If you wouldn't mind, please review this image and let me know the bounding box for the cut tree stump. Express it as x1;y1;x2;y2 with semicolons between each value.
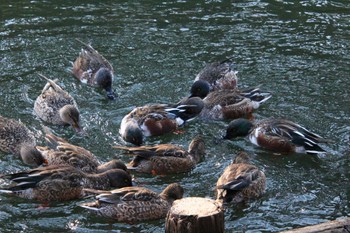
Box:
280;217;350;233
165;197;224;233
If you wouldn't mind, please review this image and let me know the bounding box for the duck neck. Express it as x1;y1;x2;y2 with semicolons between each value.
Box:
159;192;175;204
188;137;205;164
189;151;204;164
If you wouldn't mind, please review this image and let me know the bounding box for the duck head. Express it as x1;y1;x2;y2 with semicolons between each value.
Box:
120;120;143;146
190;80;210;99
59;105;83;134
223;118;254;140
95;68;116;100
97;159;127;173
160;183;184;204
20;145;48;167
106;169;132;188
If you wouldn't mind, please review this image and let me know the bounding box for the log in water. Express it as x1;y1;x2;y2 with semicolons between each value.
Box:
280;217;350;233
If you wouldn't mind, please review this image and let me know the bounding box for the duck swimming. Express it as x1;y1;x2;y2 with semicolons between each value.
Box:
113;136;205;175
79;183;184;223
224;118;328;155
216;151;266;203
72;39;116;100
34;74;83;134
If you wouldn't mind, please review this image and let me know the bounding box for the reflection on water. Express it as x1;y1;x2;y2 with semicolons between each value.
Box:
0;0;349;232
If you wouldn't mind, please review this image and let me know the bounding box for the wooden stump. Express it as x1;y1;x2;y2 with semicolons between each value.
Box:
165;197;224;233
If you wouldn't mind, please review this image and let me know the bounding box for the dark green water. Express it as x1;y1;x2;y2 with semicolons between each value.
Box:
0;0;349;232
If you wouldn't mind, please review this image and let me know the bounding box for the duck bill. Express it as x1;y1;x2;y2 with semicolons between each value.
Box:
42;159;49;166
72;122;85;135
106;88;116;100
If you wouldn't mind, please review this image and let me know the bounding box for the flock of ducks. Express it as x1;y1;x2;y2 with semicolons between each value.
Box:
0;39;328;224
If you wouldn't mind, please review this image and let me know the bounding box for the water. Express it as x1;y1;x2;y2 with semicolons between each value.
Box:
0;0;349;232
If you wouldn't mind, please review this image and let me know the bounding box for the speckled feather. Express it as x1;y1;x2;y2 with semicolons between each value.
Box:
36;133;127;173
71;39;114;85
0;165;132;202
195;59;238;91
200;90;255;120
0;116;36;156
113;136;205;175
120;105;184;145
34;75;79;126
80;183;184;223
0;116;46;166
250;118;327;154
216;152;266;203
120;98;204;145
190;81;272;120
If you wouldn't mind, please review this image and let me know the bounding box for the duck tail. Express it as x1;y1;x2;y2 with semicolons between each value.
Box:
305;148;327;155
45;133;68;150
75;38;114;70
302;142;327;155
37;73;58;85
220;56;235;64
75;38;95;53
217;179;250;191
0;189;13;194
303;141;327;155
83;188;109;195
8;181;38;191
41;125;52;135
291;131;327;155
112;145;131;151
37;73;62;93
126;165;138;171
295;124;330;144
240;86;272;107
79;202;100;211
169;97;204;122
219;57;238;75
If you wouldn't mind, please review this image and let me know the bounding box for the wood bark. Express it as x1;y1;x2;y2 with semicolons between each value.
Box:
280;217;350;233
165;197;224;233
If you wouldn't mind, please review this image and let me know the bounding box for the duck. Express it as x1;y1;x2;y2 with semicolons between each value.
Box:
195;58;238;91
113;136;205;175
190;80;272;120
71;39;116;100
169;96;204;122
34;74;83;134
216;151;266;203
35;133;127;173
0;164;132;202
79;183;184;223
223;118;328;155
119;97;204;146
0;115;46;166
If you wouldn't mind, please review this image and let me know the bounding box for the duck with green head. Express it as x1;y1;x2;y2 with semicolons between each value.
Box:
223;118;328;155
